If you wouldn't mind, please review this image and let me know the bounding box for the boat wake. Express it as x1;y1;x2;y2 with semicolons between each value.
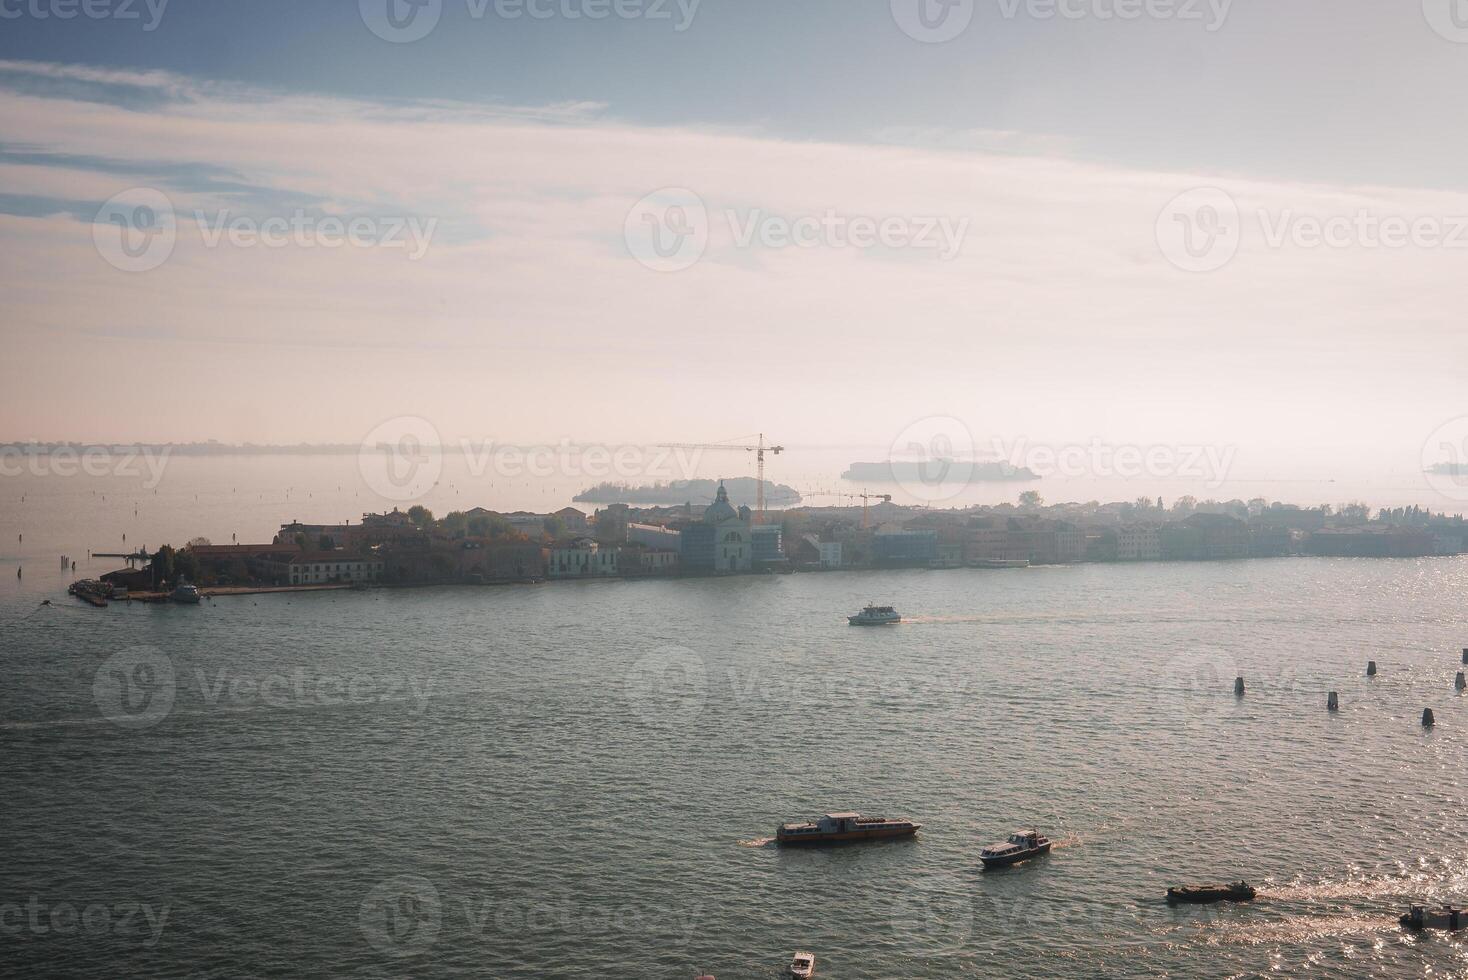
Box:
1196;912;1399;947
1258;863;1466;903
738;836;777;848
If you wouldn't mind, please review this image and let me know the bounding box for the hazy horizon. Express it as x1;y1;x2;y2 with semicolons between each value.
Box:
3;2;1466;483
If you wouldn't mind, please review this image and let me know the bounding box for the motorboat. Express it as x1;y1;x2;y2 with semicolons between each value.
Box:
848;605;900;626
171;582;202;604
1400;904;1464;931
1166;881;1256;904
980;829;1052;868
788;951;815;978
776;812;921;845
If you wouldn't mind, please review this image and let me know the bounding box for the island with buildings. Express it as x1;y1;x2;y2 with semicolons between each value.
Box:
574;477;801;507
86;483;1468;601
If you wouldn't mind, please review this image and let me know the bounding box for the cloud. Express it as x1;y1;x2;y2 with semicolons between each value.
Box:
0;58;1464;452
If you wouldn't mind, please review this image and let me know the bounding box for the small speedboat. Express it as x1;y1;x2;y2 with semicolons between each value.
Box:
980;829;1052;868
848;605;900;626
1400;904;1464;931
1166;881;1256;905
788;951;815;978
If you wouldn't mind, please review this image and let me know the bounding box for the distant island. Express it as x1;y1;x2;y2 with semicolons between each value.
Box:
575;478;801;507
842;460;1040;483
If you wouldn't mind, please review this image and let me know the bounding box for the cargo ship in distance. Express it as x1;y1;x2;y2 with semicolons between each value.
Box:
776;812;922;845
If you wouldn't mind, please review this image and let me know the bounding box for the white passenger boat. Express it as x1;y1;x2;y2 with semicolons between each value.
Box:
171;582;202;604
848;605;900;625
788;951;815;978
980;829;1052;868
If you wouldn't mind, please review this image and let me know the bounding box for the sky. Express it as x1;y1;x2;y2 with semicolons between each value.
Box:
1;0;1466;477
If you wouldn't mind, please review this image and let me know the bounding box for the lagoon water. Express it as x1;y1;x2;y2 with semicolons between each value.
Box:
2;463;1468;977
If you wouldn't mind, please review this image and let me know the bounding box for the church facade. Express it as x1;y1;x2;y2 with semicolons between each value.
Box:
680;482;752;573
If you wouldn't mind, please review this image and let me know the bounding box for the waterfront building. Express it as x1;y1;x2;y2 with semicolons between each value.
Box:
267;553;385;586
628;522;682;551
751;525;784;566
1160;514;1250;560
873;528;938;566
554;507;590;534
1116;524;1162;561
549;538;618;578
679;482;751;573
618;544;679;575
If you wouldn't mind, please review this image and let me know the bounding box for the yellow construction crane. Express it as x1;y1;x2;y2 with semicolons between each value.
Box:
792;488;892;528
657;434;784;522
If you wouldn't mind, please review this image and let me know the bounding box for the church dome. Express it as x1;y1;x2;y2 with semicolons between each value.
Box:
703;481;739;524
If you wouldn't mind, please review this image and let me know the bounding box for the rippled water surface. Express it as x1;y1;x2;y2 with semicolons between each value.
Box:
3;482;1467;977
